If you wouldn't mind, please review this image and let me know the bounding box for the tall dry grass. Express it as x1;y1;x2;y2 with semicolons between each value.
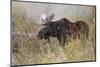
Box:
11;12;96;66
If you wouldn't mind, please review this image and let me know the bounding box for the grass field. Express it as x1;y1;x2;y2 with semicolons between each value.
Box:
11;3;96;65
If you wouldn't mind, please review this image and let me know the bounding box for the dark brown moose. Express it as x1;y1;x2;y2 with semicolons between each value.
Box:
37;13;89;46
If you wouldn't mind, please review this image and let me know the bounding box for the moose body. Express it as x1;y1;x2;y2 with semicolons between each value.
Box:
37;14;89;46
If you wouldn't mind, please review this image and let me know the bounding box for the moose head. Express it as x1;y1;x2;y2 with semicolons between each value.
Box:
37;13;56;40
37;13;66;46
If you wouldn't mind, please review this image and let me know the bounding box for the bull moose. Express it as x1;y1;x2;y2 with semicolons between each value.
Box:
37;13;89;46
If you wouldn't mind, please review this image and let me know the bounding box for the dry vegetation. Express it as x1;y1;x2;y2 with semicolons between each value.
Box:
11;9;96;66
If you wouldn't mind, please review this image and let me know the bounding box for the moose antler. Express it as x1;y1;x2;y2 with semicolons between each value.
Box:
41;13;55;24
47;13;55;22
41;13;48;24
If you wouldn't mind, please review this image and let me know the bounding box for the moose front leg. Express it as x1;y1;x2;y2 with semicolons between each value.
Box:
44;36;50;43
57;35;65;46
57;27;66;46
46;38;50;43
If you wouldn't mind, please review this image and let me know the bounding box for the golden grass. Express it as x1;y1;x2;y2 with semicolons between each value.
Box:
11;12;96;65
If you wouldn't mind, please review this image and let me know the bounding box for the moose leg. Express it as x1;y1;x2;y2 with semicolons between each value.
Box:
57;35;65;46
46;38;50;43
45;37;50;43
57;28;66;46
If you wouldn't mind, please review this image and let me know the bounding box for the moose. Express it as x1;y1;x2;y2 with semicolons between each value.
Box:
37;13;89;46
